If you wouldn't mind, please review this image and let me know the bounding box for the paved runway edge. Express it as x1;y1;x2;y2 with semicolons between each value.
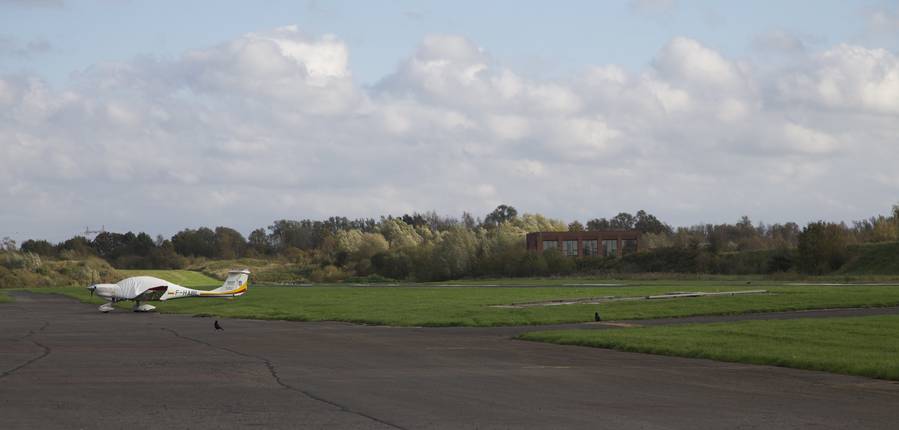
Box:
2;292;898;429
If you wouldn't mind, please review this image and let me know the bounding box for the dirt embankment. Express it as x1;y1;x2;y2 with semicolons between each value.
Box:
0;252;120;288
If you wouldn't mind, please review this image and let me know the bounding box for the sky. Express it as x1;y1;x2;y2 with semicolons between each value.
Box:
1;0;899;242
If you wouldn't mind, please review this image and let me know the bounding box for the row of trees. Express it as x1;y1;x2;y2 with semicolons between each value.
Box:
12;204;899;279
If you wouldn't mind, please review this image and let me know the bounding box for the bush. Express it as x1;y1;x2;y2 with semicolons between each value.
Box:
20;240;56;257
1;251;41;270
309;265;348;283
838;242;899;275
515;252;548;277
371;251;414;280
0;253;119;288
619;247;700;273
342;274;397;284
573;255;619;274
713;250;773;275
543;249;575;275
798;222;849;274
766;250;795;273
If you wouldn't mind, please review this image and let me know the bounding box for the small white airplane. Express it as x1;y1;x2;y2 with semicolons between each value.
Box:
87;269;250;313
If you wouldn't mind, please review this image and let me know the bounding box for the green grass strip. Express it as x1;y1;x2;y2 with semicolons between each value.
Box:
520;315;899;380
28;283;899;327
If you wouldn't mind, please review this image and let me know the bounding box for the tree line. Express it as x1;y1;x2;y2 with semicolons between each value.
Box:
9;204;899;281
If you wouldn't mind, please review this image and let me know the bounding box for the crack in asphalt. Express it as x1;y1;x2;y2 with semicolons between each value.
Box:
1;321;51;380
161;327;407;430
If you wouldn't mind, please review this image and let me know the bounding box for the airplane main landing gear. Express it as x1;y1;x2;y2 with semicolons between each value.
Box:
132;301;157;312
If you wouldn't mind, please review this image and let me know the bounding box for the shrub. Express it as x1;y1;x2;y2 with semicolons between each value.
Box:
342;274;396;284
543;249;575;275
516;252;548;277
766;250;795;273
619;247;700;273
798;222;849;274
309;265;348;283
1;251;41;270
371;250;414;280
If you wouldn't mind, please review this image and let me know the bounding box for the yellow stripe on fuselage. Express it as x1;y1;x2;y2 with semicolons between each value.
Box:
197;283;248;297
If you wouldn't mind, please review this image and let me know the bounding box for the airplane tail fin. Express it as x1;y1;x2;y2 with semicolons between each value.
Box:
199;269;250;297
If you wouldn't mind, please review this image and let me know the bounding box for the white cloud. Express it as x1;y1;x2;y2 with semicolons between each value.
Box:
776;44;899;114
179;27;360;114
509;160;545;177
257;26;349;81
487;114;530;141
781;123;840;154
1;29;898;241
642;77;692;113
653;37;744;89
546;116;621;160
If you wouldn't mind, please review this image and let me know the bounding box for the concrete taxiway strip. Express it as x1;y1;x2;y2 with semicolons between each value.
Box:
1;292;898;429
471;304;899;336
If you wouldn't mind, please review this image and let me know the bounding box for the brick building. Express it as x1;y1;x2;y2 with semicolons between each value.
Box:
526;231;640;257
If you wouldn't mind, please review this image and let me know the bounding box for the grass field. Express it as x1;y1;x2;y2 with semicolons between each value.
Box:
0;290;10;303
34;281;899;326
841;242;899;275
116;270;221;287
520;315;899;380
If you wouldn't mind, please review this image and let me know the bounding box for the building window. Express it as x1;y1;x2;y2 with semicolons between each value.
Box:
543;240;558;251
622;239;637;255
583;240;598;256
563;240;578;256
602;239;618;257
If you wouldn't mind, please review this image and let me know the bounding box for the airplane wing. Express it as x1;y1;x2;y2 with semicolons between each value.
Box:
133;285;168;302
115;276;179;300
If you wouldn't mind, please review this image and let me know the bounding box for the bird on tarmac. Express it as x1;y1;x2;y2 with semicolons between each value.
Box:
594;311;601;322
214;320;224;331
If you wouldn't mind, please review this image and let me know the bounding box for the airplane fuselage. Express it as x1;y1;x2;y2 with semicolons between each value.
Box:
88;270;249;313
91;284;120;302
90;283;198;302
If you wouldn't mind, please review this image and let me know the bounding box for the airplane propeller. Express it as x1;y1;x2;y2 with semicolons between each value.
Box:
88;285;96;297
